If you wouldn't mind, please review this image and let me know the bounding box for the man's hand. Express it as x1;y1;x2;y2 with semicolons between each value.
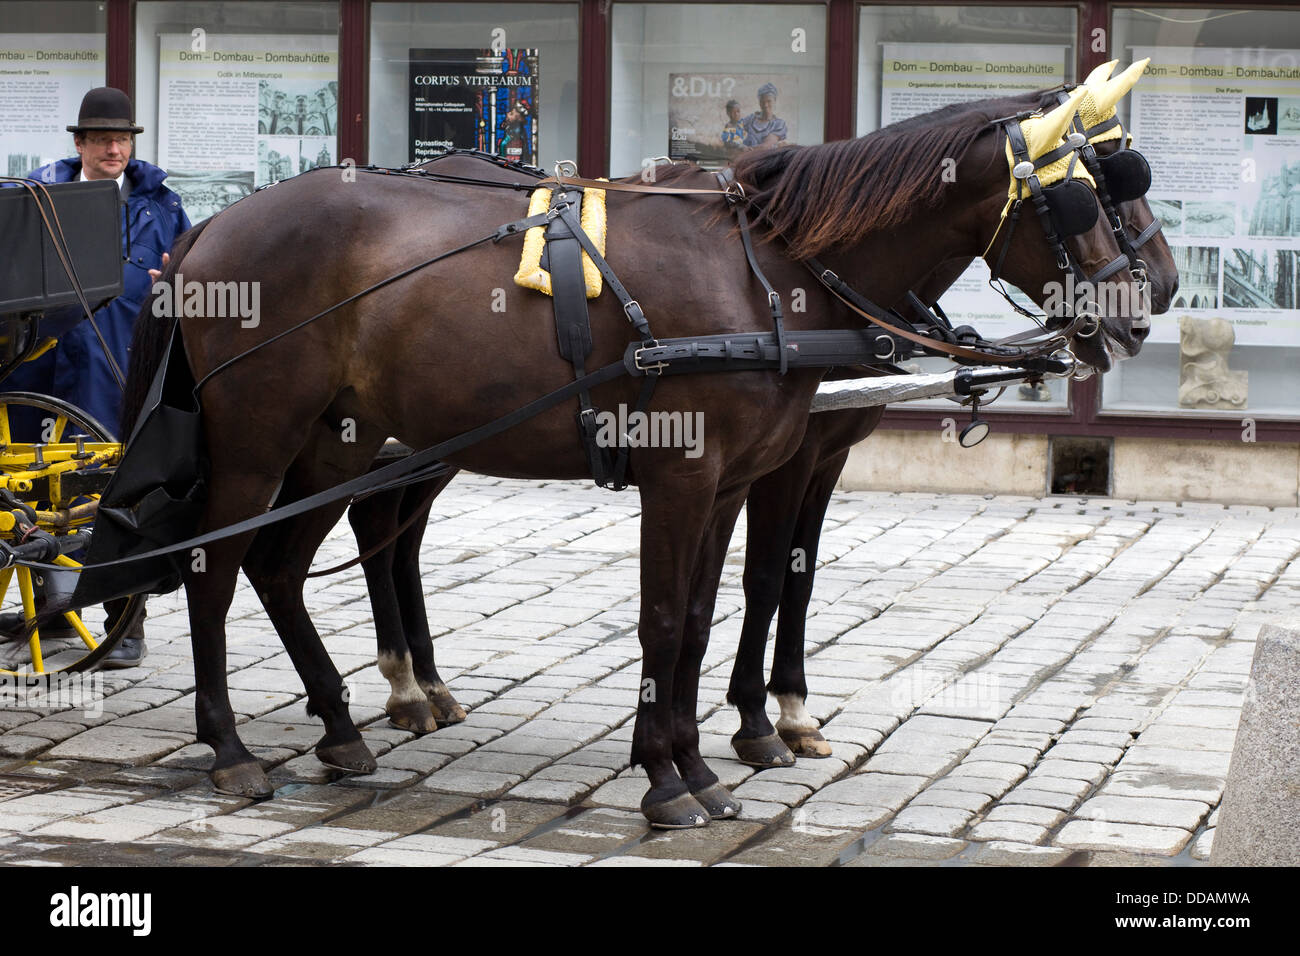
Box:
147;252;170;282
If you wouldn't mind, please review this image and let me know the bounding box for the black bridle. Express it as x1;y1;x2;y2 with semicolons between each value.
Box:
1057;93;1160;301
984;102;1159;342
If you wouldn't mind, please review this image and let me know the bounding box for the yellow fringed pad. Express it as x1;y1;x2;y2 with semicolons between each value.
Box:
513;182;608;298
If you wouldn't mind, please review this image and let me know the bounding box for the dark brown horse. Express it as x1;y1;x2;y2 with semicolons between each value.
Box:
127;89;1148;827
344;86;1177;766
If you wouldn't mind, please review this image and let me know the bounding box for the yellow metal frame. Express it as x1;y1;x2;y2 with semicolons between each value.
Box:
0;394;124;676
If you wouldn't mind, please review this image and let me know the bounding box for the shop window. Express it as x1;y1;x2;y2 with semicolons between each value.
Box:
0;1;107;175
1102;7;1300;419
858;5;1078;412
610;3;826;177
134;1;338;219
369;3;578;170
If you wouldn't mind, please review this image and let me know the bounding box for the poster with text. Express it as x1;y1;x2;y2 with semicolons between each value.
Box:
1129;46;1300;348
156;33;337;219
880;42;1068;126
408;49;538;166
0;34;105;176
667;73;798;168
879;43;1070;345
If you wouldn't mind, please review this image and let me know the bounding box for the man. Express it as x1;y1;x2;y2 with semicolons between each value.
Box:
742;82;788;148
5;87;191;668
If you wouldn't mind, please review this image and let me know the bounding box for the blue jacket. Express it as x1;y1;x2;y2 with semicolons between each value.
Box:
6;157;190;436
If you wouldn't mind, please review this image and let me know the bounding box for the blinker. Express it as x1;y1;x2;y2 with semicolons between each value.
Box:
1042;179;1099;237
1096;149;1151;203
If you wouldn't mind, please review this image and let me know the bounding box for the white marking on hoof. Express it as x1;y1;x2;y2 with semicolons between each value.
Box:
775;693;820;734
378;650;425;711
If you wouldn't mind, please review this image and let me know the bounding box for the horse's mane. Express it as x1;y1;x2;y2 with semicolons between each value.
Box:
653;89;1062;260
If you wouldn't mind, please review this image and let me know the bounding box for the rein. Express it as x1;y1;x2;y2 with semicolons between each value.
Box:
5;132;1115;575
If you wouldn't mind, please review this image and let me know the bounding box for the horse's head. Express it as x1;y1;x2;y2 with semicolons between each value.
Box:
973;79;1153;373
1069;60;1178;318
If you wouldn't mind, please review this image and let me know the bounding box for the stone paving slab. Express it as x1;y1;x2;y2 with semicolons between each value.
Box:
3;476;1295;866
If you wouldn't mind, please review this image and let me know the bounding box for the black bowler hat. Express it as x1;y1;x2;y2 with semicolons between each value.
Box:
67;87;144;134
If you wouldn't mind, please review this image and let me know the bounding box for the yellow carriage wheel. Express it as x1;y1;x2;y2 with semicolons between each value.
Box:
0;392;146;676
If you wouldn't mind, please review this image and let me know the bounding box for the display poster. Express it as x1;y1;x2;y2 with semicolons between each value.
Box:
1129;46;1300;347
667;73;798;168
880;43;1070;342
880;42;1068;127
408;49;538;166
156;33;337;220
0;34;105;176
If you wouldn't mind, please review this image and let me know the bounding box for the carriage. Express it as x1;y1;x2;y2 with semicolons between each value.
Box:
0;177;146;675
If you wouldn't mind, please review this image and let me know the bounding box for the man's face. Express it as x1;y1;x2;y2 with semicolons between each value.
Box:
76;131;133;180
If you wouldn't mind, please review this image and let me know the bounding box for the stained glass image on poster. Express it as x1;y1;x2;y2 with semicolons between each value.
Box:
408;49;538;165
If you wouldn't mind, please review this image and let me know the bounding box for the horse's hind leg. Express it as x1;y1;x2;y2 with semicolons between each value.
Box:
242;422;387;774
392;476;465;723
347;469;465;733
186;479;291;798
348;487;434;733
768;448;850;758
673;484;750;819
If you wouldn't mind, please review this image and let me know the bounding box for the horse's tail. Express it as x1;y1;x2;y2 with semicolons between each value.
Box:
119;216;213;438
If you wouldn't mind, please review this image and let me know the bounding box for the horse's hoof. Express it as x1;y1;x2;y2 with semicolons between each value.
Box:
690;782;741;820
388;700;438;735
316;738;377;774
429;690;467;726
211;761;272;799
732;732;796;768
779;727;833;758
641;791;710;830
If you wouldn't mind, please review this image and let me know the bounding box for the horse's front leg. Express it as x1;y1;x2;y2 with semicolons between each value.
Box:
728;466;808;768
768;447;851;758
674;483;750;818
633;472;721;829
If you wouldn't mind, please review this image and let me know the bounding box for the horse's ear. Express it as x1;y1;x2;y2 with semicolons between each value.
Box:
1094;58;1150;114
1084;59;1119;87
1027;86;1089;159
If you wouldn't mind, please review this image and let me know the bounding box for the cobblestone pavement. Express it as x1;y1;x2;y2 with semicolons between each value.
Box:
1;475;1297;867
